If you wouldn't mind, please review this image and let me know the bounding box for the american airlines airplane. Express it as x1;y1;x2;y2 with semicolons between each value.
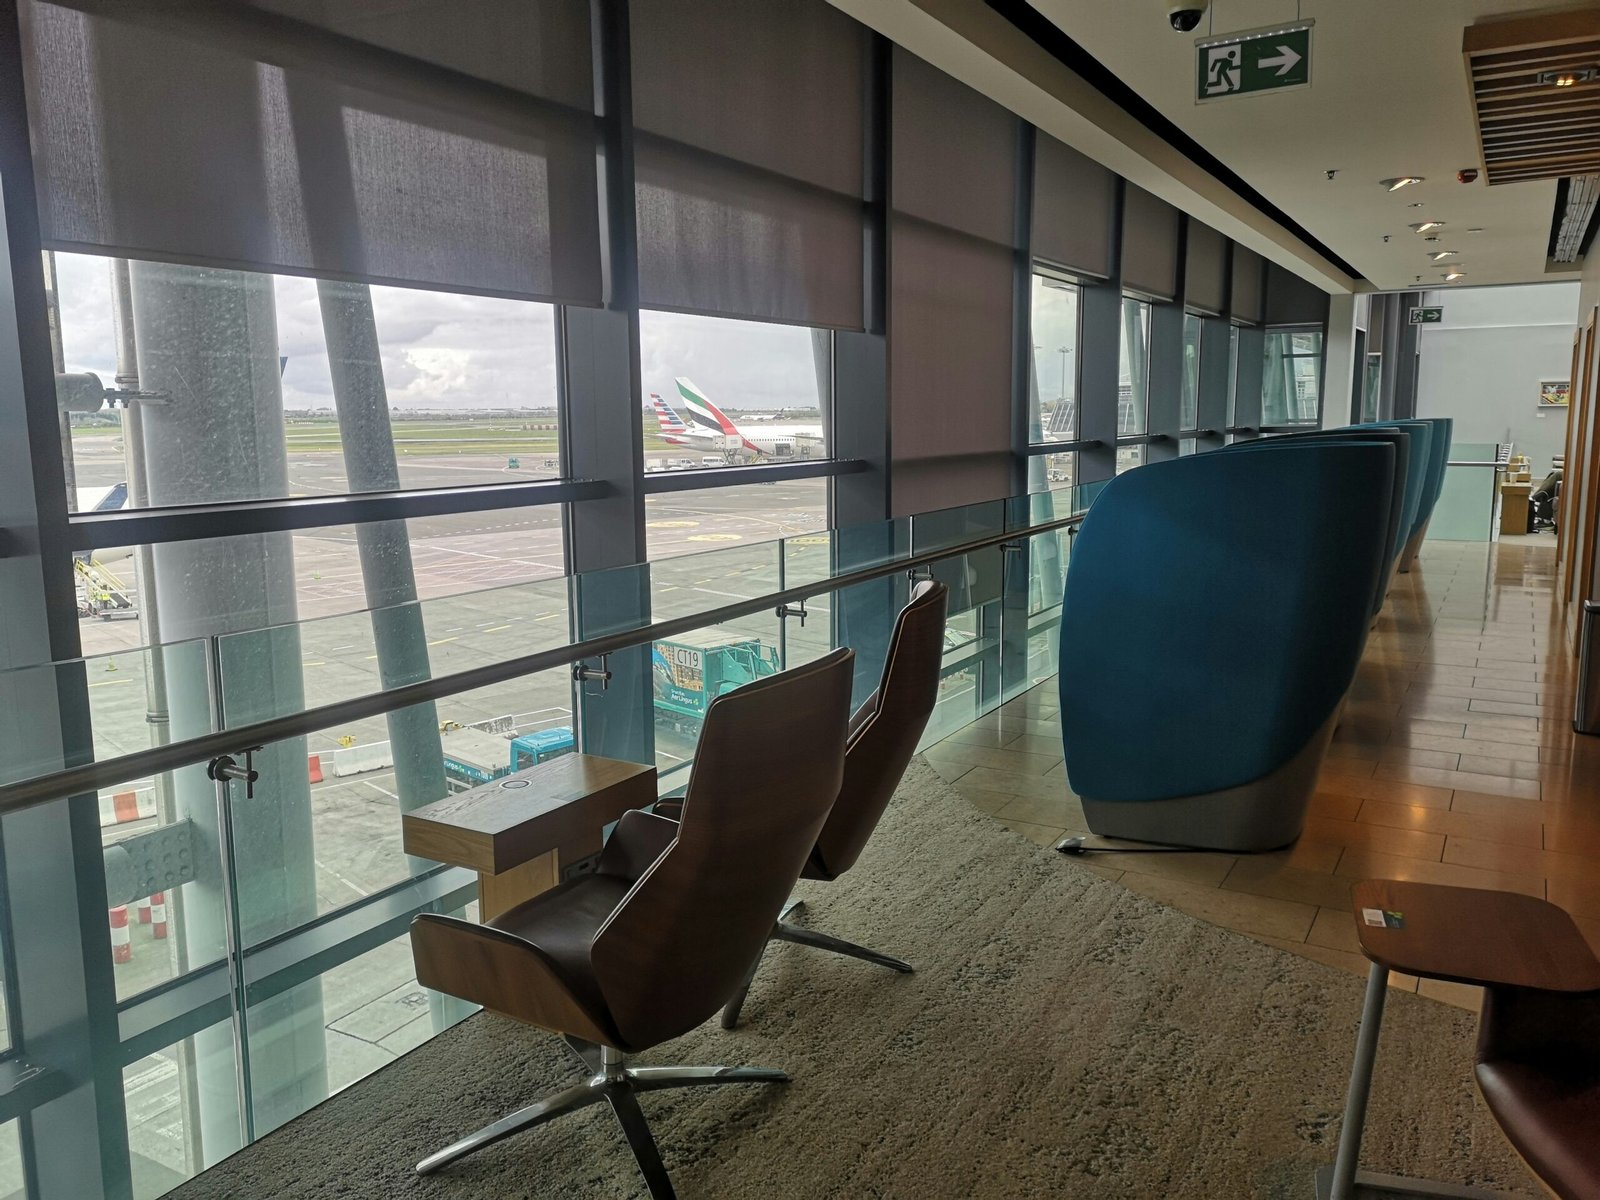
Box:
648;378;825;464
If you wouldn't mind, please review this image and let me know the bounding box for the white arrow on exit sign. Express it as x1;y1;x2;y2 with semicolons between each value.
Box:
1260;45;1302;75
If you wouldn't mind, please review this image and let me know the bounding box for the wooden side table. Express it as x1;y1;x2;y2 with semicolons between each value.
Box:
1498;481;1532;536
1321;880;1600;1200
402;753;656;919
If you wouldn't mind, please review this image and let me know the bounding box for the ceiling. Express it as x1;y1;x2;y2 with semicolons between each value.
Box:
1024;0;1583;291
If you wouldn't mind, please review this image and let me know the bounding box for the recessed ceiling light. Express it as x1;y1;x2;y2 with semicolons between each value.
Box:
1428;250;1458;260
1407;202;1425;208
1381;177;1425;191
1410;220;1446;233
1538;68;1598;87
1467;227;1485;233
1443;270;1466;281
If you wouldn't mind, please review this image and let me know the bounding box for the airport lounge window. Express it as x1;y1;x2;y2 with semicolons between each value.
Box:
1262;328;1323;426
1028;273;1080;445
51;253;564;514
1225;325;1241;430
1180;313;1202;431
1117;296;1151;438
639;310;830;476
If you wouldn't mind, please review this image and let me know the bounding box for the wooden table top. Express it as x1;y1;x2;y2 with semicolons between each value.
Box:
402;753;656;875
1351;879;1600;993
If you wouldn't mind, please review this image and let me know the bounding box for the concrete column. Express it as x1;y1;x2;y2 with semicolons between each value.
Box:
1324;292;1360;426
316;280;447;816
130;260;326;1159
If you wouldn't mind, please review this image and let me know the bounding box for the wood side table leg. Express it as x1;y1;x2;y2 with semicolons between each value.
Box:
479;852;558;921
1327;962;1389;1200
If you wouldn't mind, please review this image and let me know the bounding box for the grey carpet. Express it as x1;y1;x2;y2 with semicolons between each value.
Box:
174;759;1536;1198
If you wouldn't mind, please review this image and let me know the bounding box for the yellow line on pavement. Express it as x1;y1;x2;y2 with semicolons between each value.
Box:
483;625;512;633
427;636;459;647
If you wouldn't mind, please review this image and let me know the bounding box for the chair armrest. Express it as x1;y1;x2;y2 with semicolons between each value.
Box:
409;914;615;1045
596;810;679;883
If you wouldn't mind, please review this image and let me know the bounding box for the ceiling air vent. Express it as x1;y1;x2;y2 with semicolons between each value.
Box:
1553;173;1600;262
1464;9;1600;185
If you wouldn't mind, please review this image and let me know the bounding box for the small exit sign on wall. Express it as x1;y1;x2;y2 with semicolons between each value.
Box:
1409;307;1443;324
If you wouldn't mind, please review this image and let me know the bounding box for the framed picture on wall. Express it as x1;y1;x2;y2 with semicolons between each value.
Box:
1539;379;1571;407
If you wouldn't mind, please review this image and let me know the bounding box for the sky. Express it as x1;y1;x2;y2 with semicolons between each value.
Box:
52;252;825;414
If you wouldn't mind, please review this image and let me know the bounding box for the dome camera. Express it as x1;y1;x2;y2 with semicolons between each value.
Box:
1169;1;1209;32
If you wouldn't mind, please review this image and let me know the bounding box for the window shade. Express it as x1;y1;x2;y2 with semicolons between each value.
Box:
1032;132;1114;279
20;0;602;304
1185;221;1228;315
1231;244;1265;324
889;47;1018;516
630;0;867;329
1120;185;1179;302
1264;262;1330;326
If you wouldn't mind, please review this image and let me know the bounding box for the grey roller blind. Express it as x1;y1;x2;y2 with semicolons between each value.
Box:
889;47;1018;516
20;0;601;304
1264;262;1330;326
630;0;867;329
1120;185;1179;301
1031;132;1114;279
1231;244;1265;324
1185;221;1227;315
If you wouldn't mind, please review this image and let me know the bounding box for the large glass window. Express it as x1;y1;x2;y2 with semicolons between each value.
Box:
1226;325;1241;430
638;310;829;474
1180;313;1202;431
1117;297;1150;438
1263;328;1323;426
1029;275;1079;444
1363;352;1383;422
52;254;562;513
644;479;829;561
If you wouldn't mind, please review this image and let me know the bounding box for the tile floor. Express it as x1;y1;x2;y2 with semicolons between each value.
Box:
929;535;1598;1011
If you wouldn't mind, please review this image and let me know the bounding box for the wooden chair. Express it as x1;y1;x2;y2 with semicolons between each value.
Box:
409;647;855;1199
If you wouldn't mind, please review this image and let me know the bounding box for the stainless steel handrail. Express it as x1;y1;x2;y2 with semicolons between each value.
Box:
0;510;1085;813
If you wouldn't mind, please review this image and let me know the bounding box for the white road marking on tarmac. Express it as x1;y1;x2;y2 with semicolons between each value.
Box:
362;779;399;801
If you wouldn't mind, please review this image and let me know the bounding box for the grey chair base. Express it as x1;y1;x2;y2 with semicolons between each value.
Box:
720;899;913;1030
1078;710;1340;853
416;1039;787;1199
1396;521;1428;574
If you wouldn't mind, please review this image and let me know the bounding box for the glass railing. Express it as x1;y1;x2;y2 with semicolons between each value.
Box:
0;479;1102;1198
1431;440;1505;542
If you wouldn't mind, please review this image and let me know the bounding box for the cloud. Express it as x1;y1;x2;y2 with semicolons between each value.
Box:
53;252;824;414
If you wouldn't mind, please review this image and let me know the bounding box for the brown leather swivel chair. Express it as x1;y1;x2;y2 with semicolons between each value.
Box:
717;579;948;1028
1476;977;1600;1198
409;647;855;1199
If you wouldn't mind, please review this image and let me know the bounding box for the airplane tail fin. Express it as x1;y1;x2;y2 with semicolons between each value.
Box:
649;394;693;445
675;377;741;437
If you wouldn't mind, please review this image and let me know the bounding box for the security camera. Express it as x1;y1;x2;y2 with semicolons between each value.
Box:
1168;1;1208;32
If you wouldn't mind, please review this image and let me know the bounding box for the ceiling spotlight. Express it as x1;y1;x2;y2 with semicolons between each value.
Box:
1538;67;1598;87
1428;250;1458;261
1410;220;1446;233
1467;227;1485;233
1381;177;1425;191
1407;202;1425;208
1443;270;1466;281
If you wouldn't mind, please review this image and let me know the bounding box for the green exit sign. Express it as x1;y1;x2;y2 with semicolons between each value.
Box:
1410;307;1443;325
1196;22;1313;102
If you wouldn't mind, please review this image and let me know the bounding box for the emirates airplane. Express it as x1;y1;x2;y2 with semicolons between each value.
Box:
648;378;825;464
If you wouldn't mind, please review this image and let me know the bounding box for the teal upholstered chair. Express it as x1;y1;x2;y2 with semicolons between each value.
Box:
1348;419;1449;570
1224;428;1410;618
1057;441;1397;852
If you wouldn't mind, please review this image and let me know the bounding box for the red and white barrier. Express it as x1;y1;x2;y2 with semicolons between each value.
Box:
150;892;167;940
308;754;323;783
109;905;131;963
98;788;157;828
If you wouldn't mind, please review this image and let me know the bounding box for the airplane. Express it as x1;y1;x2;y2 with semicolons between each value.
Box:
647;378;826;465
